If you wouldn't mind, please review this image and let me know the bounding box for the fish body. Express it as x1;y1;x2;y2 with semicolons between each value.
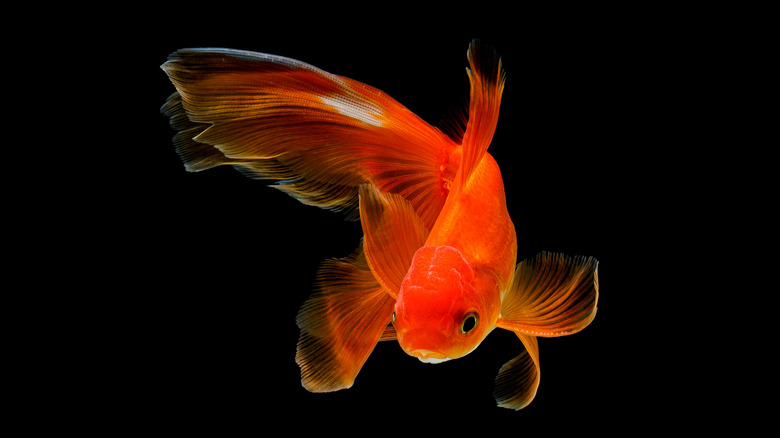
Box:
161;40;599;410
394;152;516;363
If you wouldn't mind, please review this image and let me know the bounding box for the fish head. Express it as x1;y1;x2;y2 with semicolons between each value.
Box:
392;245;500;363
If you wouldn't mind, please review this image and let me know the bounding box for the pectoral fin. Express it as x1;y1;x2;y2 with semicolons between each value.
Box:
493;253;598;409
497;252;599;337
359;184;429;298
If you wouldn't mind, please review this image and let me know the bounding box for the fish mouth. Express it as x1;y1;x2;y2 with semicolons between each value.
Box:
411;349;451;364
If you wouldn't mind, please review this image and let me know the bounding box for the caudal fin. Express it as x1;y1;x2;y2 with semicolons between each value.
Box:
160;48;459;227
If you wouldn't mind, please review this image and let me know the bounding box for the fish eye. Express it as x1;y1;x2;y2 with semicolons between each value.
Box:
461;313;478;334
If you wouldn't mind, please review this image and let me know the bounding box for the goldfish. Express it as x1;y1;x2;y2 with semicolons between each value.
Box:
161;39;599;410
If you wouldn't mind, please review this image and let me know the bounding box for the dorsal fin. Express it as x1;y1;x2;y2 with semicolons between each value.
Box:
459;40;506;189
436;97;469;143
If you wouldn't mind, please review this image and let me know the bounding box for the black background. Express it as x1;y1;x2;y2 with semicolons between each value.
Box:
122;6;709;434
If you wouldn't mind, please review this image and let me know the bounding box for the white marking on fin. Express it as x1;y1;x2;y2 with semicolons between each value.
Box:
320;95;384;127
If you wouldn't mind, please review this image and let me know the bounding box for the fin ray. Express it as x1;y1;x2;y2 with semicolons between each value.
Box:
497;252;599;337
161;48;458;227
296;245;394;392
459;40;506;188
359;184;430;298
494;333;540;410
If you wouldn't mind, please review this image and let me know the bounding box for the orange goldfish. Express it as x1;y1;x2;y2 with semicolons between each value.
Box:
161;40;599;410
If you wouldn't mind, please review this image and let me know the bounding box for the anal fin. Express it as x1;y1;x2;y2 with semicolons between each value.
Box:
493;333;540;410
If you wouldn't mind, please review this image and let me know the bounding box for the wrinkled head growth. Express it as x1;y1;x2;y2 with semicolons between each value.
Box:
393;245;499;363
